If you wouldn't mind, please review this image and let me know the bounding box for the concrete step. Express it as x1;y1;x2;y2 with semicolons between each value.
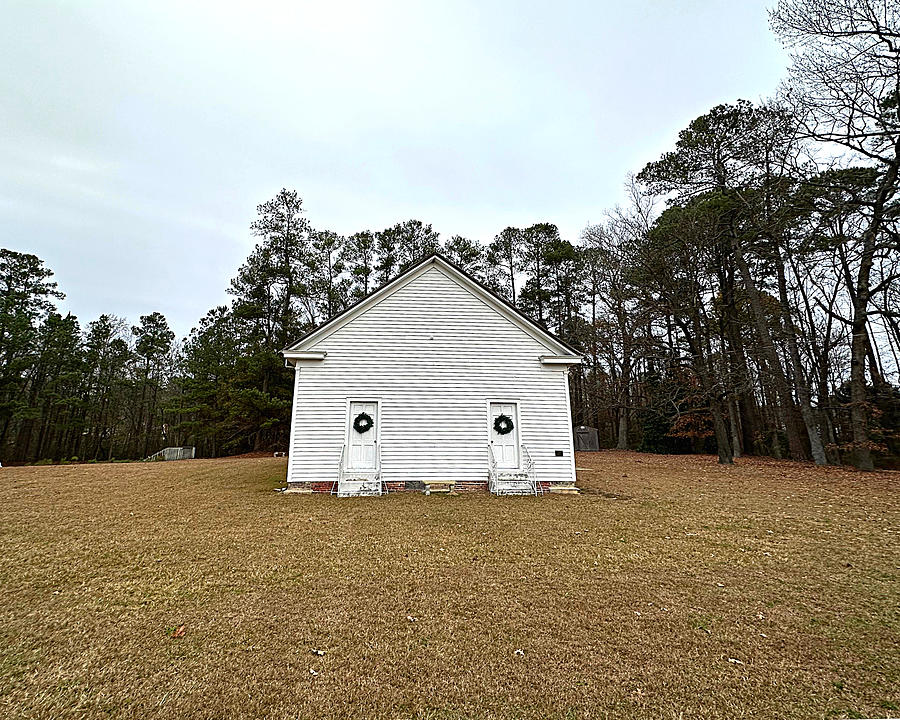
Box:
493;479;538;496
423;480;455;495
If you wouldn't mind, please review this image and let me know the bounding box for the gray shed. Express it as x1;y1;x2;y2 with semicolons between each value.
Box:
573;426;600;452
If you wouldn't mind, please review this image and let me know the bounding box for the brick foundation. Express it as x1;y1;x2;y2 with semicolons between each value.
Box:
286;481;334;494
286;479;562;495
286;479;491;494
454;480;489;493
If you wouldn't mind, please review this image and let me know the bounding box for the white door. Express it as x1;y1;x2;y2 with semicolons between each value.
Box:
489;402;519;469
348;401;378;470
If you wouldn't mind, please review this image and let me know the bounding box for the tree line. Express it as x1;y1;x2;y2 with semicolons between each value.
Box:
1;0;897;468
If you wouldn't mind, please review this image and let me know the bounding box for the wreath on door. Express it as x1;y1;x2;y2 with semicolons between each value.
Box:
493;413;514;435
353;411;374;434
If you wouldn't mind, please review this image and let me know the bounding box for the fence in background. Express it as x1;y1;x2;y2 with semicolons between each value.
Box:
144;447;196;462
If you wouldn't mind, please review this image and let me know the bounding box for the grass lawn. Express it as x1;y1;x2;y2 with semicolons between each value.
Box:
1;452;897;719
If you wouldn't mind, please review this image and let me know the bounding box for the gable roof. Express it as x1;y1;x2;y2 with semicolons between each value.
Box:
283;253;582;358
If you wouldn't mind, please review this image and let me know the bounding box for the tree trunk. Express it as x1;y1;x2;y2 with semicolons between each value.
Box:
710;399;734;465
849;300;874;470
731;240;807;460
679;310;733;465
773;256;827;464
616;410;628;450
617;314;632;451
727;398;743;458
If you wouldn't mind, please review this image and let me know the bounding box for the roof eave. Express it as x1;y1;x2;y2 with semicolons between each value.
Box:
283;350;327;365
540;354;582;366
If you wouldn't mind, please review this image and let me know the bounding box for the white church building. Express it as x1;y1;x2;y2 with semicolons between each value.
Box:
282;254;581;496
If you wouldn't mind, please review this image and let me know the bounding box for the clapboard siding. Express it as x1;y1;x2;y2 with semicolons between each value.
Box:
287;265;576;486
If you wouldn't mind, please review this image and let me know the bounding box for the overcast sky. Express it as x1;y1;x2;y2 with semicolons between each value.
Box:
1;0;788;338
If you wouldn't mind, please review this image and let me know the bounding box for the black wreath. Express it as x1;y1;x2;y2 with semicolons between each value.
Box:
353;412;374;434
493;414;514;435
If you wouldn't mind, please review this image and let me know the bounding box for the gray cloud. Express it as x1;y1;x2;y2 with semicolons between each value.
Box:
1;0;787;337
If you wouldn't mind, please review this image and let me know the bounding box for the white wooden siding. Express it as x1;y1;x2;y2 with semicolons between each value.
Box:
288;265;576;485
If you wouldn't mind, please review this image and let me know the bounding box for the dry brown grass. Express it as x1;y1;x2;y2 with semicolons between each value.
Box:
1;452;897;719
